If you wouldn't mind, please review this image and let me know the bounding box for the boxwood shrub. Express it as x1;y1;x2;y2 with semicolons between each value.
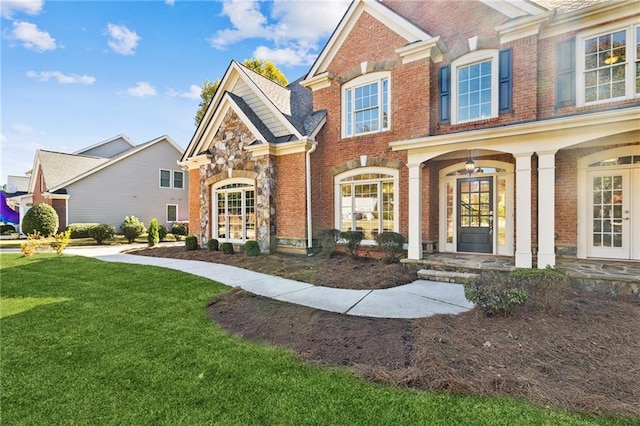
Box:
185;235;199;251
375;232;406;263
87;224;116;245
220;242;234;254
22;203;59;237
68;223;100;239
464;271;528;317
207;238;219;251
245;240;260;256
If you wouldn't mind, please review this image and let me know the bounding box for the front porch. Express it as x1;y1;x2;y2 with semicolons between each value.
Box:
402;252;640;298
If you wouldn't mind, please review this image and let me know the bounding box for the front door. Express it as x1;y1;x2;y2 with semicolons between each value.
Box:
587;170;633;259
457;177;493;253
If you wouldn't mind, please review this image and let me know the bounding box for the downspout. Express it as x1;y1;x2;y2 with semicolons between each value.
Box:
306;140;318;255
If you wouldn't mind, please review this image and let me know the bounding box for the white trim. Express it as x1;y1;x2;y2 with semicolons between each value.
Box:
341;72;391;138
166;204;178;223
438;160;514;256
577;145;640;260
450;50;499;125
211;177;256;243
172;170;185;190
575;19;640;107
333;166;400;244
159;169;171;188
479;0;546;19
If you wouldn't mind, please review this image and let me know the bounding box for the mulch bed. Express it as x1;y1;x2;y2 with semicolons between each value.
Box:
134;246;640;418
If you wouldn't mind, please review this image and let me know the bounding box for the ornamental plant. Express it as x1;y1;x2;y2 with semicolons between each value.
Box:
51;230;72;255
22;203;59;237
317;229;340;257
88;224;116;244
207;238;219;251
464;271;528;317
340;230;364;258
185;235;199;251
147;218;160;247
244;240;260;256
171;224;187;241
375;231;406;264
158;225;168;242
220;242;234;254
121;216;145;243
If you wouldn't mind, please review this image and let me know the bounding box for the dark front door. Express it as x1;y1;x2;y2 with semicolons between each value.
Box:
458;177;493;253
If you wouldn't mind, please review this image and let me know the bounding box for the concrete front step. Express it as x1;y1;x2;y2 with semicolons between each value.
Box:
417;269;480;284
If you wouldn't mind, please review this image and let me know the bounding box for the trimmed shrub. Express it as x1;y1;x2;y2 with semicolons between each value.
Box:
185;235;199;251
51;230;71;255
220;242;234;254
1;224;16;234
158;225;168;242
464;271;528;317
22;203;59;237
120;216;145;243
67;223;100;239
88;224;115;244
375;232;406;263
245;240;260;256
147;218;160;247
317;229;340;257
20;231;49;257
171;223;187;241
207;238;219;251
340;230;364;258
512;267;571;314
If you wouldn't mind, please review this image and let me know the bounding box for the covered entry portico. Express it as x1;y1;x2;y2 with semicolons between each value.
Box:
391;106;640;269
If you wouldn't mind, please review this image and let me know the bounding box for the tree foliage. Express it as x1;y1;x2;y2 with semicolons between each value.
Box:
194;58;288;126
22;203;59;237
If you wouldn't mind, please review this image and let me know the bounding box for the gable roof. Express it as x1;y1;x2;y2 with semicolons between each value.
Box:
30;135;183;194
182;61;323;162
73;134;135;156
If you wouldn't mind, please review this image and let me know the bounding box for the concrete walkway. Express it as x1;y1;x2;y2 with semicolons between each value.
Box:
62;244;474;319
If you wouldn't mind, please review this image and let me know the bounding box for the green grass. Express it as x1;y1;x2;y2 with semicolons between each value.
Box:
0;234;179;249
0;253;631;425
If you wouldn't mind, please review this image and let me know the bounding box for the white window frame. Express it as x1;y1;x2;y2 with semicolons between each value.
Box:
159;169;171;188
333;166;399;245
450;49;499;124
341;72;391;138
173;170;184;189
166;204;178;222
211;178;256;243
576;19;640;107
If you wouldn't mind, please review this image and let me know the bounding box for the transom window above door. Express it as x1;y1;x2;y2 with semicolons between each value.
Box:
342;73;390;137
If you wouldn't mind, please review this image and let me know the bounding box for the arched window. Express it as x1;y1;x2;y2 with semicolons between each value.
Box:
212;180;255;241
335;168;398;241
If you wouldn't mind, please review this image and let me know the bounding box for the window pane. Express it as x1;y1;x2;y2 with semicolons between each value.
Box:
167;205;177;222
583;29;627;102
173;171;184;189
457;60;491;121
160;170;171;188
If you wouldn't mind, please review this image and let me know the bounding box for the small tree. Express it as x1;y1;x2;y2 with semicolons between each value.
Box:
158;225;168;242
121;216;145;243
22;203;59;237
147;218;159;247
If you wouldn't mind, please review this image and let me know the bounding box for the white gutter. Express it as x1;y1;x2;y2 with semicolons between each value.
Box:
305;140;318;254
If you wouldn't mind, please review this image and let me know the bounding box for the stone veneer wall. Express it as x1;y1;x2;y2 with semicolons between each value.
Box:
198;109;276;252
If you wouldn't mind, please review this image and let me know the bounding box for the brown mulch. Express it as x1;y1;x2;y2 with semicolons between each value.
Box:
133;246;640;418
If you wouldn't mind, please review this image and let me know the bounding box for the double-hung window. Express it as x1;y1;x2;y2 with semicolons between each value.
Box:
160;169;184;189
577;22;640;105
342;73;390;137
439;49;512;125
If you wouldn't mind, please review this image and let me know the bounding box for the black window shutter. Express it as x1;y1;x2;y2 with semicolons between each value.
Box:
439;65;450;124
498;48;512;114
556;37;575;108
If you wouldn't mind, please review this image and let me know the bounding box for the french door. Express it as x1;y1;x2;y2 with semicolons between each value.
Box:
587;170;635;259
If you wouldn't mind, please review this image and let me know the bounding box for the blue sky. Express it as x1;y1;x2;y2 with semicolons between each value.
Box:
1;0;351;184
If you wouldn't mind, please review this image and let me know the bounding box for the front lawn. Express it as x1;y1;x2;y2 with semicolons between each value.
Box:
0;254;627;425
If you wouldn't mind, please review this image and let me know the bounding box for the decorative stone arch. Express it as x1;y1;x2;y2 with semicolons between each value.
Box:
205;170;258;187
329;156;404;177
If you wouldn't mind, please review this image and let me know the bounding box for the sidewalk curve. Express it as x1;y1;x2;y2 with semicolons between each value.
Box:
64;244;474;319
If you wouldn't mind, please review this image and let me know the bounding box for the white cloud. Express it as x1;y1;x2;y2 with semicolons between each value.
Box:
126;82;157;97
27;70;96;85
167;84;201;100
10;123;35;134
165;0;175;5
12;21;56;52
106;23;140;55
1;0;43;19
208;0;350;66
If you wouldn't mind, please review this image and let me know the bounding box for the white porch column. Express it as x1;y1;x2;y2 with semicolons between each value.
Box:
407;162;424;260
514;152;533;268
537;150;557;268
